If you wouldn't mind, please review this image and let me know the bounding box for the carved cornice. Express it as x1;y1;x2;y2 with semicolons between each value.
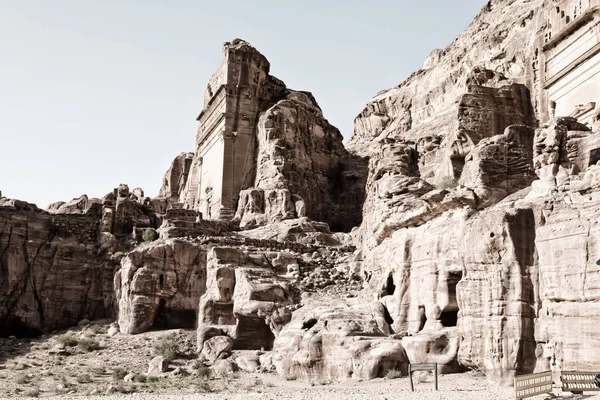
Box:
543;7;600;51
544;41;600;88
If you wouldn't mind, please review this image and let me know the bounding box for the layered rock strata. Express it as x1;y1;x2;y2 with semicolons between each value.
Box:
159;39;367;232
5;0;600;387
0;185;158;336
351;0;600;385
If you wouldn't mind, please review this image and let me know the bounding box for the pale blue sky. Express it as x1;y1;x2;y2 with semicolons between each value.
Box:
0;0;484;208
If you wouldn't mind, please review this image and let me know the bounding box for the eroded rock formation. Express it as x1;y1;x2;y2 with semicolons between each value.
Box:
159;39;367;232
116;239;207;334
273;297;408;381
349;0;600;385
0;184;156;337
4;0;600;388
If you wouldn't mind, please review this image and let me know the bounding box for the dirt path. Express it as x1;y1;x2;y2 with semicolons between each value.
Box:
1;323;598;399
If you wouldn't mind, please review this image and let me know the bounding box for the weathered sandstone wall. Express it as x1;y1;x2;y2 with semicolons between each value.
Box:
350;0;600;384
161;39;367;232
0;200;114;336
0;184;158;337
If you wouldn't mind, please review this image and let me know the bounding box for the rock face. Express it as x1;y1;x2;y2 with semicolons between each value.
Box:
197;246;296;351
0;185;158;337
534;194;600;373
158;152;194;202
0;199;112;336
116;239;207;334
273;297;408;381
163;39;367;232
460;124;535;207
349;0;600;385
234;91;367;232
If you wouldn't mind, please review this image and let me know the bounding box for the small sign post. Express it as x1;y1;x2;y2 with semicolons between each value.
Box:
408;363;438;392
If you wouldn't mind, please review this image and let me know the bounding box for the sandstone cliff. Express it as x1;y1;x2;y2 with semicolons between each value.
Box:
349;0;600;384
158;39;367;232
0;185;157;336
3;0;600;388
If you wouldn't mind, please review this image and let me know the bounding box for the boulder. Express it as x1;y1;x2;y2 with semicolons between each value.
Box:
273;298;408;381
201;336;233;364
211;359;239;377
148;356;167;376
235;353;261;372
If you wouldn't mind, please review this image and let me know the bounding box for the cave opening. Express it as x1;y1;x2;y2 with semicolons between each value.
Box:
158;274;164;289
418;306;427;332
376;360;406;378
383;305;395;327
451;155;466;180
302;318;318;330
441;270;462;328
440;310;459;327
386;273;396;296
152;298;168;330
151;298;196;330
0;316;42;339
589;148;600;167
234;315;275;351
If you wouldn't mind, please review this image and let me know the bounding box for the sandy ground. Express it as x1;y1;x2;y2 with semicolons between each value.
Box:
1;324;599;400
38;374;600;400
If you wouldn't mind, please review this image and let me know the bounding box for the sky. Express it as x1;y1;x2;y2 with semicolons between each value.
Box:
0;0;485;208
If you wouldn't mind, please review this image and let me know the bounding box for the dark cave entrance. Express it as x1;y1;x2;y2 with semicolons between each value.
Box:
234;315;275;351
440;310;459;327
386;273;396;296
440;271;462;328
383;305;395;327
152;299;168;330
302;318;318;331
151;298;197;330
0;316;42;339
376;359;406;378
451;155;466;180
418;306;427;332
590;148;600;167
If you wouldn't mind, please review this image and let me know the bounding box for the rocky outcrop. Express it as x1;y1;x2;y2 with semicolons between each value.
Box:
235;91;367;232
158;152;194;203
238;218;351;247
197;246;297;351
347;0;600;385
352;68;535;191
460;124;535;207
157;207;233;240
528;117;592;198
0;184;158;337
0;199;114;336
273;297;408;381
116;239;207;334
349;0;545;159
47;194;100;214
164;39;367;232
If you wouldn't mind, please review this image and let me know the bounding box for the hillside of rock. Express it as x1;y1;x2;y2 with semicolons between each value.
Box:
0;185;157;336
350;0;600;385
159;39;367;232
2;0;600;390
